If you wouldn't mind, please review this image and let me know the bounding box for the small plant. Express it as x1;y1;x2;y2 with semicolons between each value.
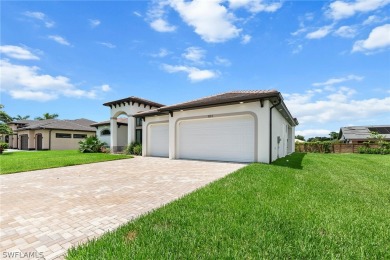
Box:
79;136;106;153
0;142;8;154
125;142;142;155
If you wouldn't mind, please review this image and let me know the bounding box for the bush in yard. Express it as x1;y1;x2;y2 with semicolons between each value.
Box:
125;142;142;155
79;136;106;153
0;142;8;154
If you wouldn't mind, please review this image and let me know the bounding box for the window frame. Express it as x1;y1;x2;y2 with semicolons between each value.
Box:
55;133;71;138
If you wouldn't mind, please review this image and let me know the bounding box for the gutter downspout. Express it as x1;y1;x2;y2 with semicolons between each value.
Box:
269;97;281;164
49;129;52;150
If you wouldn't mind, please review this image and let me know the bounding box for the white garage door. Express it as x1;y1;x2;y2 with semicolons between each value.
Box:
148;123;169;157
177;115;255;162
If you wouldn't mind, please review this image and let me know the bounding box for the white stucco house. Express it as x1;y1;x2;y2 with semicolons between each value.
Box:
103;90;298;163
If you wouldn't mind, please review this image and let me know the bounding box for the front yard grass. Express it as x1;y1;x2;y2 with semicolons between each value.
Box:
0;150;131;174
67;153;390;259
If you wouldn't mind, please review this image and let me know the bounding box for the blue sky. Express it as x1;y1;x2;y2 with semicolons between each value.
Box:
1;0;389;138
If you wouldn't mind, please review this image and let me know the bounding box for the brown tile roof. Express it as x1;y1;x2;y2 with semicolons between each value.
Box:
158;90;280;111
10;119;96;132
90;118;128;127
103;96;164;108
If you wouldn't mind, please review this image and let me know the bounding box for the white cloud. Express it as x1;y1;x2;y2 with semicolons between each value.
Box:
215;56;231;66
182;47;206;63
150;18;177;32
228;0;282;13
162;64;218;82
101;84;111;92
0;45;39;60
241;34;252;44
312;74;363;87
292;44;303;54
0;59;102;101
98;42;116;48
334;25;358;38
133;11;142;17
48;35;71;46
352;24;390;53
284;86;390;125
151;48;170;58
23;11;55;28
89;19;101;28
291;27;307;36
169;0;241;43
326;0;390;20
306;25;333;39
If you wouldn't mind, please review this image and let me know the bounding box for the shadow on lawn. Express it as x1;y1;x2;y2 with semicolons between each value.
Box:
272;152;306;170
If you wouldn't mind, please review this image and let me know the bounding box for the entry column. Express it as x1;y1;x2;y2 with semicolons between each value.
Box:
110;117;118;152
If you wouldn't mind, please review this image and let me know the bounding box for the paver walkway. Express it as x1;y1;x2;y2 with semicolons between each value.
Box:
0;157;245;259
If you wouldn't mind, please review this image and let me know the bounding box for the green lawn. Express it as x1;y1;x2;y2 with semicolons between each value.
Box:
0;150;132;174
66;153;390;259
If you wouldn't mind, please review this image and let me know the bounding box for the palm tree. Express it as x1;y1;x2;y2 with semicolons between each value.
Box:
13;115;30;120
35;113;59;120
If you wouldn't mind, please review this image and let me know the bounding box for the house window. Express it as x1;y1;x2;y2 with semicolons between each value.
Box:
101;129;110;136
73;134;87;139
136;129;142;144
56;133;71;138
136;118;142;127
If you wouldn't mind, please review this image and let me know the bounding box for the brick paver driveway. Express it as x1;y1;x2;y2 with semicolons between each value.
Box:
0;157;245;259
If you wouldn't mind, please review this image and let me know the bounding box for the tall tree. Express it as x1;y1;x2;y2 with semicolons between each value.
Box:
295;135;305;141
329;131;339;140
13;115;30;120
35;113;59;120
0;105;13;135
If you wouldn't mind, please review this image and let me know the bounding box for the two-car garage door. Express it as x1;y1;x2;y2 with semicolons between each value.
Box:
177;115;255;163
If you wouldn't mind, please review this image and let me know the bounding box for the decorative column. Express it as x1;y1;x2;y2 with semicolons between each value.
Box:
110;117;117;153
127;116;135;144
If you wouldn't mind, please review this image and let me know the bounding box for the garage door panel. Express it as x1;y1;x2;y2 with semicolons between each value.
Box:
178;115;255;162
148;123;169;157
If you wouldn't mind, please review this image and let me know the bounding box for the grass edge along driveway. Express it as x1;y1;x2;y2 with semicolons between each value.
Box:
0;150;132;174
67;153;390;259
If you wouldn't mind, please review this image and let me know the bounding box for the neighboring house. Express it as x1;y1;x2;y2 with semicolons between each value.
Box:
7;119;96;150
338;125;390;144
103;90;298;163
90;118;128;147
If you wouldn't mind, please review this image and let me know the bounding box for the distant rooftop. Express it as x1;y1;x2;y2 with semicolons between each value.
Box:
339;125;390;140
9;119;96;132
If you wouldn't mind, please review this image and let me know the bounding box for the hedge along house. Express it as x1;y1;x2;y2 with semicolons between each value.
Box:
102;97;165;152
106;90;298;163
90;118;128;147
7;119;96;150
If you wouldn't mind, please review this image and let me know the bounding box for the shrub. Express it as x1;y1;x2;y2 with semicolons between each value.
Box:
298;141;333;153
358;140;390;155
125;142;142;155
0;142;8;154
79;136;106;153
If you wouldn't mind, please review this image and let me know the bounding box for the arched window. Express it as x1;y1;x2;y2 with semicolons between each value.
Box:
101;129;111;136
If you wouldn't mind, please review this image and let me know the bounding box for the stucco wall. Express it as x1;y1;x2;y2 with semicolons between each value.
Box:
95;124;128;147
50;130;95;150
271;107;295;161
